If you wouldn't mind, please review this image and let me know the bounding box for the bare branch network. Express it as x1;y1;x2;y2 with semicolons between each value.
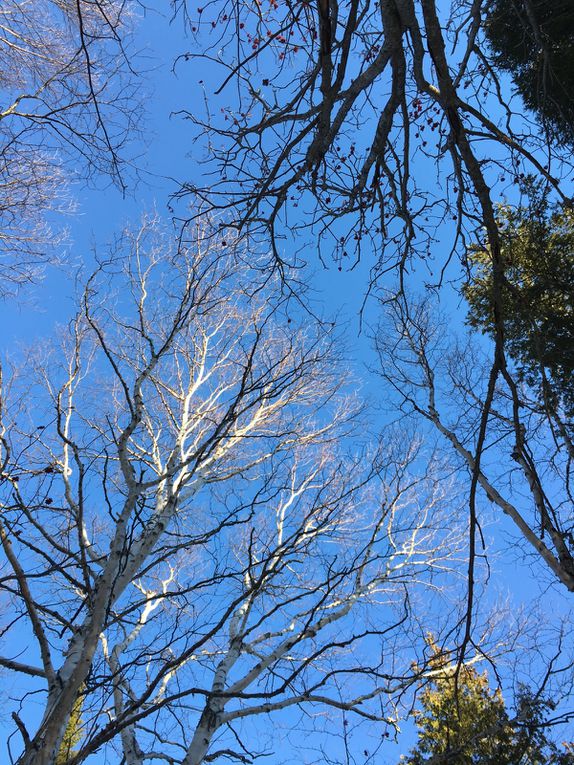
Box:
375;295;574;593
177;0;570;273
0;220;467;764
2;1;574;762
173;0;574;604
0;0;140;293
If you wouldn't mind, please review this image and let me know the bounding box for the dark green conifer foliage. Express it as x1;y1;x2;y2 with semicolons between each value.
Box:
402;641;574;765
484;0;574;147
463;185;574;420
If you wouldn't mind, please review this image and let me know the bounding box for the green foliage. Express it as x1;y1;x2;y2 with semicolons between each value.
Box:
484;0;574;146
54;689;84;765
463;185;574;419
402;641;574;765
403;641;513;765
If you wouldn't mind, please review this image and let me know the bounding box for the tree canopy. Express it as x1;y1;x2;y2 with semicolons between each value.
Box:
181;3;574;599
0;221;467;765
0;0;139;293
2;2;574;763
464;184;574;420
485;0;574;148
403;641;574;765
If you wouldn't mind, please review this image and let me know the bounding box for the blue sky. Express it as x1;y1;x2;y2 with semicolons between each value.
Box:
1;3;573;762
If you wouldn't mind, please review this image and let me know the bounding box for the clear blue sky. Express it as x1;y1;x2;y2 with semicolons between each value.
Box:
1;4;573;762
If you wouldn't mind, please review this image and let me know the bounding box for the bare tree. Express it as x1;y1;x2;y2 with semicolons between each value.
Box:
0;220;466;765
178;0;570;272
174;0;574;629
374;296;574;597
0;0;139;293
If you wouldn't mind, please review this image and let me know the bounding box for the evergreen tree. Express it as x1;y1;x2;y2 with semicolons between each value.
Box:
402;642;574;765
485;1;574;147
463;184;574;421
